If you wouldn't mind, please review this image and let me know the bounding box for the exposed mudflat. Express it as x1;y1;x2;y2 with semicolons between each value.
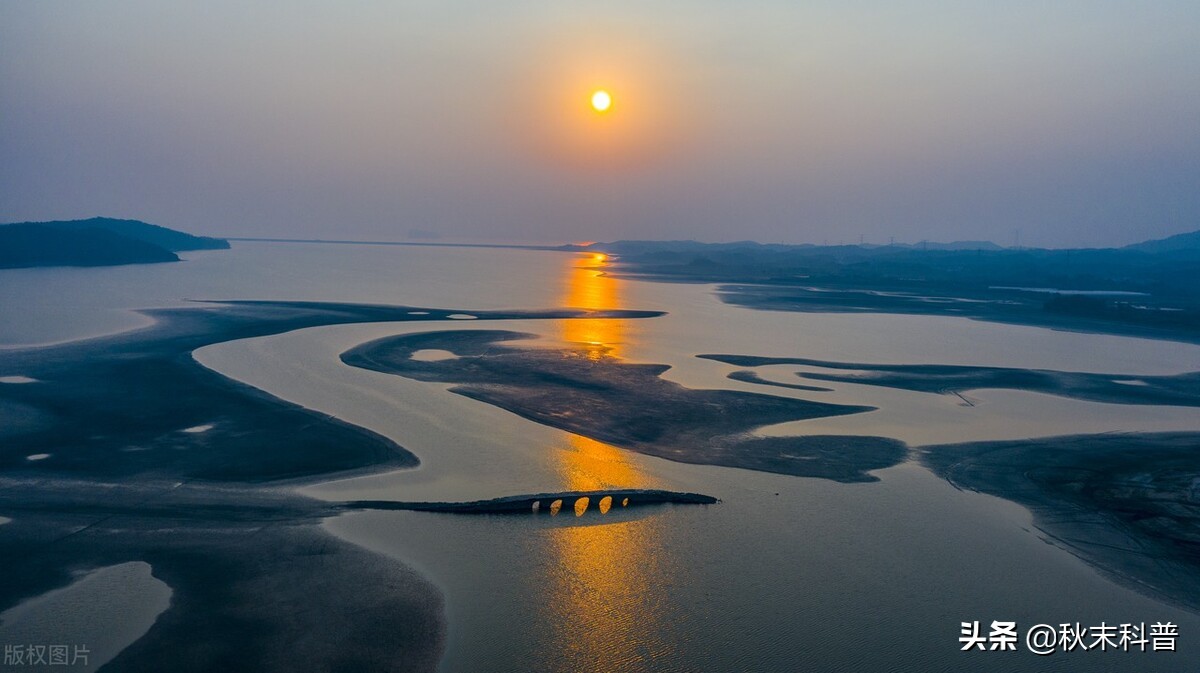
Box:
342;329;908;483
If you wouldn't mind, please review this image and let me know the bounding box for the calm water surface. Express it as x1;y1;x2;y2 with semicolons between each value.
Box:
5;241;1200;671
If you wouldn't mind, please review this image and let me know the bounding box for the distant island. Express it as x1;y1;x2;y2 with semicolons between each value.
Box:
0;217;229;269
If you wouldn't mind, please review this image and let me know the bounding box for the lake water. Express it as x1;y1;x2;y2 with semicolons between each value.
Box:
4;241;1200;671
0;562;171;672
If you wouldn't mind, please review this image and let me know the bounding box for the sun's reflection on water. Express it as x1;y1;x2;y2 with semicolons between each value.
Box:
542;253;672;670
555;253;651;492
562;253;627;360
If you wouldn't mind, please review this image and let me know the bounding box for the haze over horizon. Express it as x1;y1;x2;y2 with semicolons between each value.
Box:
2;1;1197;248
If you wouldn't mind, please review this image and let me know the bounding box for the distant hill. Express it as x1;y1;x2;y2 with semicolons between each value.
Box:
898;240;1005;251
0;224;180;269
0;217;230;269
1125;230;1200;254
12;217;230;252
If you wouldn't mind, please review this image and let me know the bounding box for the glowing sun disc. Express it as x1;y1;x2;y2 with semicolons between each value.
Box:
591;90;612;112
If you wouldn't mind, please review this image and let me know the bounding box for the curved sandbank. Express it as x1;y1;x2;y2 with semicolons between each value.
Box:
726;369;832;392
0;300;660;672
342;329;908;483
922;432;1200;613
701;354;1200;407
709;351;1200;610
0;561;171;671
0;300;660;481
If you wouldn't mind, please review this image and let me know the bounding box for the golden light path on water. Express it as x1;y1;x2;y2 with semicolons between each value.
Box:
545;253;674;669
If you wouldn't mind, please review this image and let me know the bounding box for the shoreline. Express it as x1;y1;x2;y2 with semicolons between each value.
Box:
610;268;1200;345
4;291;1198;668
0;300;661;671
699;354;1200;408
922;432;1200;613
341;329;908;483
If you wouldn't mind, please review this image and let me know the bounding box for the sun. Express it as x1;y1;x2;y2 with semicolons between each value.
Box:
590;90;612;113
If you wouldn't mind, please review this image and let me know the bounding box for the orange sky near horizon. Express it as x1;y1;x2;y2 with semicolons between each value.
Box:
4;2;1198;247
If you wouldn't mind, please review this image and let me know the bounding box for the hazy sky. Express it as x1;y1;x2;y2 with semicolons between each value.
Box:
2;1;1197;247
